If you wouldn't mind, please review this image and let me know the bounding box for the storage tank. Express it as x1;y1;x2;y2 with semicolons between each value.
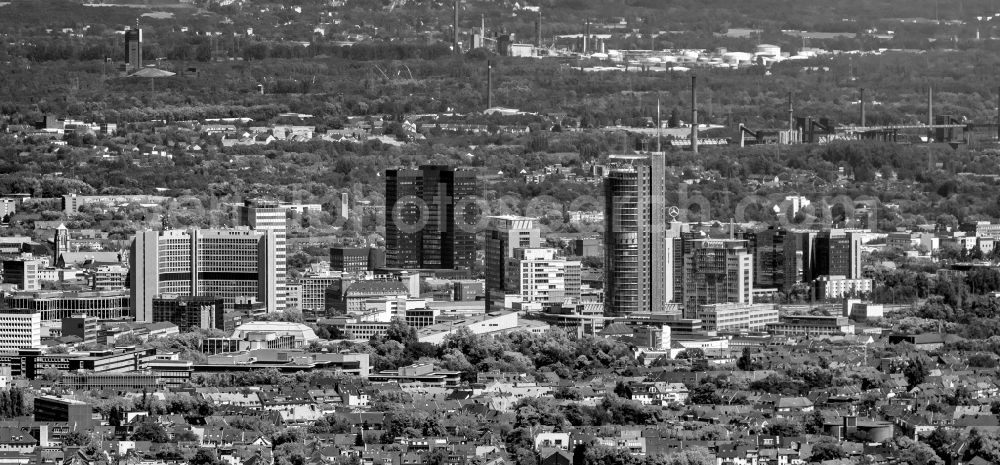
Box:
756;44;781;56
722;52;754;64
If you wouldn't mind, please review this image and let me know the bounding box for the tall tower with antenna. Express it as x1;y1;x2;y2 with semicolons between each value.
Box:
125;19;142;74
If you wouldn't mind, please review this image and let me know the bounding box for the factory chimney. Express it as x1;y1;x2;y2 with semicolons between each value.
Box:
535;11;542;48
487;60;493;109
656;97;661;153
787;91;793;132
860;87;866;128
928;86;934;142
691;75;698;154
453;0;459;53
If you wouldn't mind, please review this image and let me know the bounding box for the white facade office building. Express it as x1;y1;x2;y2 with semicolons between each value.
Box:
0;311;41;349
130;228;278;322
506;248;581;306
239;200;287;312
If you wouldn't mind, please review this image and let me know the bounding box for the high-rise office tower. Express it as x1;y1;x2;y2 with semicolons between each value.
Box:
485;216;541;310
682;239;753;313
385;166;478;270
756;228;842;292
386;168;422;269
129;228;277;323
604;155;666;316
340;192;350;221
53;223;69;264
125;27;142;73
505;248;581;308
754;228;790;291
786;230;818;286
665;221;691;304
812;229;862;280
239;200;287;312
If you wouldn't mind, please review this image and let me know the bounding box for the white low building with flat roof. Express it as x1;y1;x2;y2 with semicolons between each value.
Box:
417;311;519;345
231;321;318;347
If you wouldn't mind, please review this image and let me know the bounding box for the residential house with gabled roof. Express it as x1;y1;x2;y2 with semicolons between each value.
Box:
0;427;35;453
773;397;814;417
539;448;571;465
203;392;262;408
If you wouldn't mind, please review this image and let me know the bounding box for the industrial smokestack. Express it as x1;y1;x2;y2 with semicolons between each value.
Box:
691;75;698;154
453;0;459;53
928;86;933;142
583;20;589;53
860;87;866;128
487;60;493;109
787;91;793;132
535;11;542;48
656;97;661;153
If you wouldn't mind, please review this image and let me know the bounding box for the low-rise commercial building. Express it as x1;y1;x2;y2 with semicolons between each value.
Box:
695;303;779;332
765;315;855;337
88;264;128;291
0;347;156;379
194;349;369;377
3;290;129;321
814;275;873;300
368;363;461;387
230;321;318;348
151;295;226;332
417;311;520;345
60;314;98;345
297;274;340;313
2;259;41;291
33;395;93;426
844;300;884;321
328;280;410;315
330;247;382;273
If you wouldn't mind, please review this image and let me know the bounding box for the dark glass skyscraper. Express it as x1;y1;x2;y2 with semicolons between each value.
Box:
754;227;789;290
604;155;666;316
385;165;478;270
813;229;861;279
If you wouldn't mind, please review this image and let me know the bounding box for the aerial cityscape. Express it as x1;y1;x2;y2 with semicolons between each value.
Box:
4;0;1000;464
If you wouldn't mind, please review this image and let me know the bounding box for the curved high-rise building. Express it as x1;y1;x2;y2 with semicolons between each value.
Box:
604;155;666;316
130;228;277;322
